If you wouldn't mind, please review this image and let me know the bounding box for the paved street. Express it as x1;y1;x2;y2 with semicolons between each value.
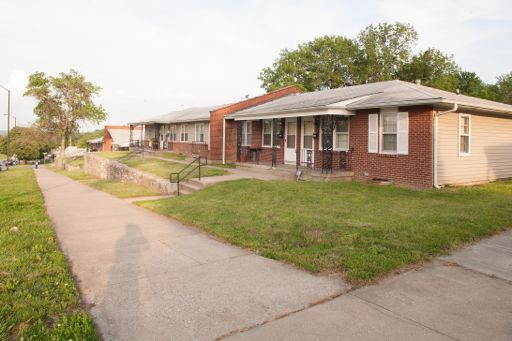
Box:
36;168;512;340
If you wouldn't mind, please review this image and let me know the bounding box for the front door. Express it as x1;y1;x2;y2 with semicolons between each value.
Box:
301;117;315;167
284;118;297;164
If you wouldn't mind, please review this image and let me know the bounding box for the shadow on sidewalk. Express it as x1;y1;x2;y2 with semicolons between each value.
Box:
101;223;150;335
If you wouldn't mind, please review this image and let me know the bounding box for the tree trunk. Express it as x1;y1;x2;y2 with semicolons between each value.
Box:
56;135;66;170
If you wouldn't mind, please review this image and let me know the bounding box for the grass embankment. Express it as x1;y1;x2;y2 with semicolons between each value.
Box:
53;168;160;199
96;151;227;179
0;154;6;160
138;179;512;282
64;156;84;168
0;167;98;340
153;151;186;160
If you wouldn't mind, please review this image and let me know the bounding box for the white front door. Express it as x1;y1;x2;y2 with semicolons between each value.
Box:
302;118;315;166
284;118;297;164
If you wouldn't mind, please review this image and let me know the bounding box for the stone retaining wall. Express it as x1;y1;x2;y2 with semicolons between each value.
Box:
84;153;176;195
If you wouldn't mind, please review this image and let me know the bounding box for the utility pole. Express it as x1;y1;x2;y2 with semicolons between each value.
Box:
0;85;10;170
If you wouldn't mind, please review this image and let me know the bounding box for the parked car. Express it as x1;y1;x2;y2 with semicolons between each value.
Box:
0;160;7;171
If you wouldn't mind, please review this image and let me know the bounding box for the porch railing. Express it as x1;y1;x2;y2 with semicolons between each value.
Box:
169;156;207;196
299;149;352;171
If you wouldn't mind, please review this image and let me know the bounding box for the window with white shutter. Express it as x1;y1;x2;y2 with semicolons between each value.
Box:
397;112;409;155
368;114;378;153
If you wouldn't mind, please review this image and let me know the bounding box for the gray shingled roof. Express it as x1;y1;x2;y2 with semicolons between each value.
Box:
132;105;224;125
230;80;512;117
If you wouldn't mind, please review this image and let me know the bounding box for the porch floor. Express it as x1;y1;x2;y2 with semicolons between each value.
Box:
236;162;354;182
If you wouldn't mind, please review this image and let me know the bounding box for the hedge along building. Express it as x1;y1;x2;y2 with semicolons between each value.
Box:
222;80;512;188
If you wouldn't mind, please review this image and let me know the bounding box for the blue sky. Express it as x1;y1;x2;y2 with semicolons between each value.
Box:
0;0;511;131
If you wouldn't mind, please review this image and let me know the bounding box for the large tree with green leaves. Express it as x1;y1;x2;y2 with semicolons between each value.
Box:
260;22;419;91
24;69;107;169
495;72;512;104
399;48;459;91
356;22;418;82
259;36;359;92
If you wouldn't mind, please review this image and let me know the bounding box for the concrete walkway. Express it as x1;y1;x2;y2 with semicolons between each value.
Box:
227;230;512;341
35;168;348;340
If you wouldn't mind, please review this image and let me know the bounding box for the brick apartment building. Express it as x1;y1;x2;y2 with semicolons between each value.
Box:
130;80;512;188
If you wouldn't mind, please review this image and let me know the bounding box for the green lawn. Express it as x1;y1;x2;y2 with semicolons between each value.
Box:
137;179;512;283
0;167;98;340
53;168;161;199
153;151;186;160
0;153;6;160
64;156;84;168
96;151;227;179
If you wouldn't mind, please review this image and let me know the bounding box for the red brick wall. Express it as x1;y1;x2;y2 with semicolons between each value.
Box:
226;119;287;164
209;85;302;162
103;129;112;152
169;142;208;156
349;106;434;188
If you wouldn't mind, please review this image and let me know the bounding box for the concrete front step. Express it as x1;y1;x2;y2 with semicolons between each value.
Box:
177;178;208;195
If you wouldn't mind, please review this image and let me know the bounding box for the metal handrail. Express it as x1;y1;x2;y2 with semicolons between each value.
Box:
170;156;207;196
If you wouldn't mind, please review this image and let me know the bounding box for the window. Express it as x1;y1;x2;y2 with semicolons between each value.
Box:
263;120;272;147
195;123;205;142
170;125;177;141
180;124;188;142
242;121;252;146
378;110;408;155
334;117;349;150
459;114;471;155
303;120;314;149
381;113;398;152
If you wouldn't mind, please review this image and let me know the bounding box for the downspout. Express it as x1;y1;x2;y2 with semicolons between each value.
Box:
222;118;226;164
433;103;458;188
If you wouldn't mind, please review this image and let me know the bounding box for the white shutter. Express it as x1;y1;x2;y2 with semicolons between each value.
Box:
397;112;409;155
368;114;378;153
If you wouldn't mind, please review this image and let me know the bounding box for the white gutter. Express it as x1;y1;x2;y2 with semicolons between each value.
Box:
222;118;226;164
433;103;458;188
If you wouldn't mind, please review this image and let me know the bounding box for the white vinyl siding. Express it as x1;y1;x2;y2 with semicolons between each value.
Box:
438;112;512;185
368;114;378;153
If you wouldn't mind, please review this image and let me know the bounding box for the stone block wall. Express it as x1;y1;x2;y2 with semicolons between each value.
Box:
84;153;176;194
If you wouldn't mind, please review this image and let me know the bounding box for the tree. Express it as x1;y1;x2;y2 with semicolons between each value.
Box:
495;72;512;104
259;36;359;92
76;129;104;148
456;71;498;101
355;22;418;82
399;48;459;91
24;70;107;169
259;22;418;91
1;126;57;161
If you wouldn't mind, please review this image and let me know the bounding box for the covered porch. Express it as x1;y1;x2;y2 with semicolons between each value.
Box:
230;113;354;174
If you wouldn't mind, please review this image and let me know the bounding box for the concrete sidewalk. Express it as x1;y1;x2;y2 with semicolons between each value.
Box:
35;168;348;340
227;230;512;341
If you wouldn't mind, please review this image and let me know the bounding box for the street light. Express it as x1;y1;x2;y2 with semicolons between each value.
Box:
0;84;10;170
